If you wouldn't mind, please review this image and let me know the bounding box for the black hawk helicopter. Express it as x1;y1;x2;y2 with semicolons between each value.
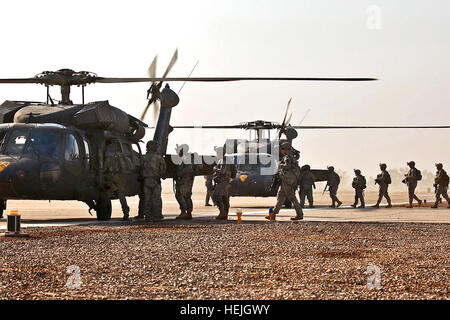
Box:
171;97;450;201
0;52;380;219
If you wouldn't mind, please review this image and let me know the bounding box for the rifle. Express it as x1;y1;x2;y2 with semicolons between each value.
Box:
322;183;329;195
269;174;280;191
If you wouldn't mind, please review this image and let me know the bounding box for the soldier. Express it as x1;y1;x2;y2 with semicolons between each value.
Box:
142;140;167;221
204;175;216;206
373;163;392;208
298;164;315;208
351;169;366;208
174;144;196;220
212;147;236;220
326;166;343;208
266;142;303;221
103;140;130;220
431;163;450;208
403;161;423;208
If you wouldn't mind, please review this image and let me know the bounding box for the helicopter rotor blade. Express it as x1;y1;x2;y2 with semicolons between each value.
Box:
286;112;293;126
94;76;377;84
290;125;450;129
0;78;40;83
148;55;158;79
169;125;244;129
161;49;178;80
153;100;160;124
279;98;292;138
142;55;159;121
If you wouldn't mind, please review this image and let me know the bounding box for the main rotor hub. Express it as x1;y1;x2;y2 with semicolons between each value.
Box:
240;120;280;130
34;69;98;105
34;69;97;86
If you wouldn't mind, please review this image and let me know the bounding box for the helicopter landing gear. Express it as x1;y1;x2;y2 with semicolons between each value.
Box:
95;193;112;221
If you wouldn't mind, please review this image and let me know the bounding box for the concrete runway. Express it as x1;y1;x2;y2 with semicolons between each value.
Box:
1;190;449;230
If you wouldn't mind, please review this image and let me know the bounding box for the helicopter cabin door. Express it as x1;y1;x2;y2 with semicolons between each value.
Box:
61;132;83;199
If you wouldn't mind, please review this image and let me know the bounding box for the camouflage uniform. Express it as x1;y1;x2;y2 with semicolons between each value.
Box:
213;158;235;220
272;145;303;220
175;154;196;220
142;141;167;221
351;170;366;208
374;164;392;208
432;164;450;208
204;175;215;206
404;161;422;207
327;167;342;208
298;165;315;208
103;141;130;220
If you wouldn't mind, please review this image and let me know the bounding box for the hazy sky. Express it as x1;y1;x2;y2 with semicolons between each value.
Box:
0;0;449;177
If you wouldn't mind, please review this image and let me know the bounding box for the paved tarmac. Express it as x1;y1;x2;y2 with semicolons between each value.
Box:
1;191;448;230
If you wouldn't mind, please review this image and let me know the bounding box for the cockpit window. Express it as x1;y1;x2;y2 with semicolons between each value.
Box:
24;131;61;159
4;129;31;155
65;134;80;161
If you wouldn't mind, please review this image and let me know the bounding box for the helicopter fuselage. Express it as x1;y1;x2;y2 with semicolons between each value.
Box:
0;123;142;201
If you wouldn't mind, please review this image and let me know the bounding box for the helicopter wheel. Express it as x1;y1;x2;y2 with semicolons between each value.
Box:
96;193;112;221
284;200;292;208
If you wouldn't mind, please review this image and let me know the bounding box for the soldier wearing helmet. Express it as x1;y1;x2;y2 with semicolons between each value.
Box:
212;145;236;220
432;163;450;208
174;144;197;220
103;139;130;220
326;166;342;208
403;161;422;208
267;142;303;221
351;169;366;208
373;163;392;208
298;164;316;208
142;140;166;221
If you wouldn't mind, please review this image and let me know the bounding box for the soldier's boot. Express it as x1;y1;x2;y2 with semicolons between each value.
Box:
336;200;343;208
431;203;438;208
290;210;303;221
176;210;188;219
135;213;145;220
372;202;380;208
386;200;392;208
215;211;228;220
329;201;336;208
182;211;193;220
417;200;422;207
359;199;365;209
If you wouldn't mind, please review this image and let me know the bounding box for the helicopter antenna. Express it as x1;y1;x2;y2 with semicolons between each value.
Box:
178;60;199;95
298;108;311;126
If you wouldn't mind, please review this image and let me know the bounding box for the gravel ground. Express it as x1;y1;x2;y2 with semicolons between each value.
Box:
0;220;448;300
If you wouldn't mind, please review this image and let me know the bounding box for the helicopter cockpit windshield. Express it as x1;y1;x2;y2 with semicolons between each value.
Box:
229;153;278;175
1;127;61;159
